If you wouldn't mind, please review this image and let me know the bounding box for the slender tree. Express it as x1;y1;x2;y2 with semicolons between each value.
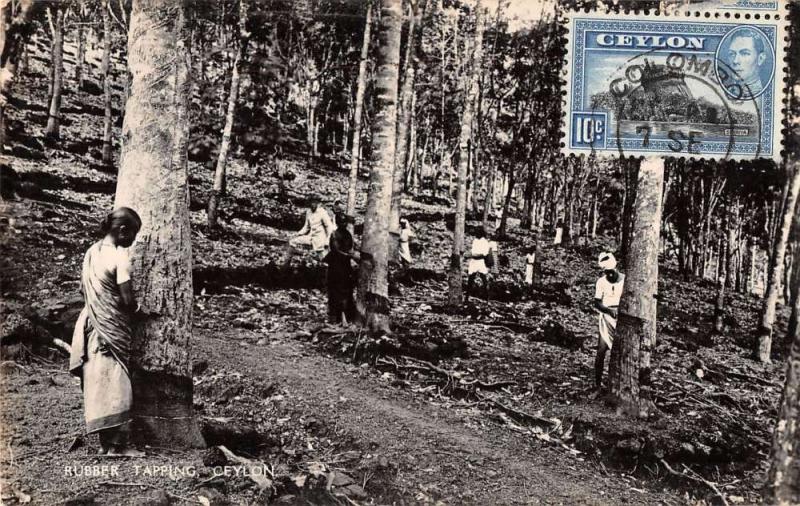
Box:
45;6;66;139
390;0;427;244
355;0;403;332
345;1;373;225
447;1;484;306
767;189;800;503
0;0;42;153
115;0;203;447
757;162;800;362
101;0;114;164
609;158;664;418
75;3;87;90
208;0;250;227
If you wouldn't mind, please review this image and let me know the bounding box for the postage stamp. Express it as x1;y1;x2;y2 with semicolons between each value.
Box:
562;11;788;161
692;1;786;13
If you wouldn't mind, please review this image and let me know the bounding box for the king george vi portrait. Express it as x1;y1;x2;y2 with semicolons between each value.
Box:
725;28;770;98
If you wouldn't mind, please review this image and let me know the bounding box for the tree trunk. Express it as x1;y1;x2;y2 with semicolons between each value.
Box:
757;161;800;363
208;0;249;228
115;0;203;448
620;159;639;265
499;161;517;237
355;0;403;332
101;3;114;165
76;24;85;90
447;2;483;306
405;90;418;190
767;223;800;503
345;1;373;224
45;8;65;139
609;158;663;418
482;160;496;230
789;241;800;339
714;230;728;333
0;0;41;154
389;0;421;256
591;177;601;238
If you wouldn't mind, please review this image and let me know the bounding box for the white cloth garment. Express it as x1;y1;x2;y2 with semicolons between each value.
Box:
553;227;563;245
595;273;624;349
597;252;617;271
399;227;414;263
468;237;491;275
524;252;536;285
595;273;625;307
290;207;335;252
94;238;131;284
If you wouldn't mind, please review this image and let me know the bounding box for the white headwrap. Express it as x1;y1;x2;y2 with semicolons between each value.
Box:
598;252;617;270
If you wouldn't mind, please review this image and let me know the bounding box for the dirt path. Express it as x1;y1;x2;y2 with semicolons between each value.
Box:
199;330;680;505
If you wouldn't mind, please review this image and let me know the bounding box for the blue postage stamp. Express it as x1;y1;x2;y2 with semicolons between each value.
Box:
562;11;788;160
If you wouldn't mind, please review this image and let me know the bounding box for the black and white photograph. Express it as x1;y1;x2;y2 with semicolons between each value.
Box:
0;0;799;504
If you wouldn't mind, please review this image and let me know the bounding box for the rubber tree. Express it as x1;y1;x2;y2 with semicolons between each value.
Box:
447;1;484;306
207;0;250;228
767;197;800;503
101;0;114;164
609;158;664;418
355;0;403;332
45;6;66;139
115;0;204;448
74;1;89;90
757;161;800;363
0;0;42;153
389;0;426;249
345;0;373;226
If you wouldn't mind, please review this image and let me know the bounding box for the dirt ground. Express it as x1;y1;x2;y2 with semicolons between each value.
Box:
0;32;791;505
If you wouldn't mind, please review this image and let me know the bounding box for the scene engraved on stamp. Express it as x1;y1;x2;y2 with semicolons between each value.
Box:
562;11;788;161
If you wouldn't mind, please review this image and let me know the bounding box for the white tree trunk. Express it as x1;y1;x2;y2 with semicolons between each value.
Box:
345;1;373;224
355;0;403;332
447;2;484;305
101;3;114;164
115;0;203;448
758;161;800;362
208;0;248;227
609;158;664;418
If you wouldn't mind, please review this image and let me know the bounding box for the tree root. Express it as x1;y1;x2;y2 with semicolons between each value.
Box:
658;458;729;506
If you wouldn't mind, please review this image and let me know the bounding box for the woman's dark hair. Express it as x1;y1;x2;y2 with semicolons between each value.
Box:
100;207;142;236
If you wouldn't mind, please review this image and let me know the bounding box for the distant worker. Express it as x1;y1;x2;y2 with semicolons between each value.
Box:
287;195;335;262
325;214;358;325
524;244;537;287
466;228;495;301
593;252;625;392
398;218;415;265
553;220;564;245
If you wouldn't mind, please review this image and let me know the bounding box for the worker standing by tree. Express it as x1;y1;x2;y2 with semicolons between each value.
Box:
466;228;494;301
286;195;336;265
325;213;358;325
593;252;625;392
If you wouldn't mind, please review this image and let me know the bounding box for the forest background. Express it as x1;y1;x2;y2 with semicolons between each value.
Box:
1;0;800;504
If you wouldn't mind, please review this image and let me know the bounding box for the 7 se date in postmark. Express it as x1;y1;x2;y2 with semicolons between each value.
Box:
562;11;788;161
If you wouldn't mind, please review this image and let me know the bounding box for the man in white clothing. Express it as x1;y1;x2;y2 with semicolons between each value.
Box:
466;228;495;300
593;252;625;391
287;195;335;262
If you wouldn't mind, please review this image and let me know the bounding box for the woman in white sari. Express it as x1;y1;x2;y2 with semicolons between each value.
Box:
70;207;144;456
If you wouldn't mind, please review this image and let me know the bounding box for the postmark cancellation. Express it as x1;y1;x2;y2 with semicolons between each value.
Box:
561;7;788;161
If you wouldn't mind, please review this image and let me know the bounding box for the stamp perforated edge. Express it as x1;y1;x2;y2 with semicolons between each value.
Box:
559;7;790;163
